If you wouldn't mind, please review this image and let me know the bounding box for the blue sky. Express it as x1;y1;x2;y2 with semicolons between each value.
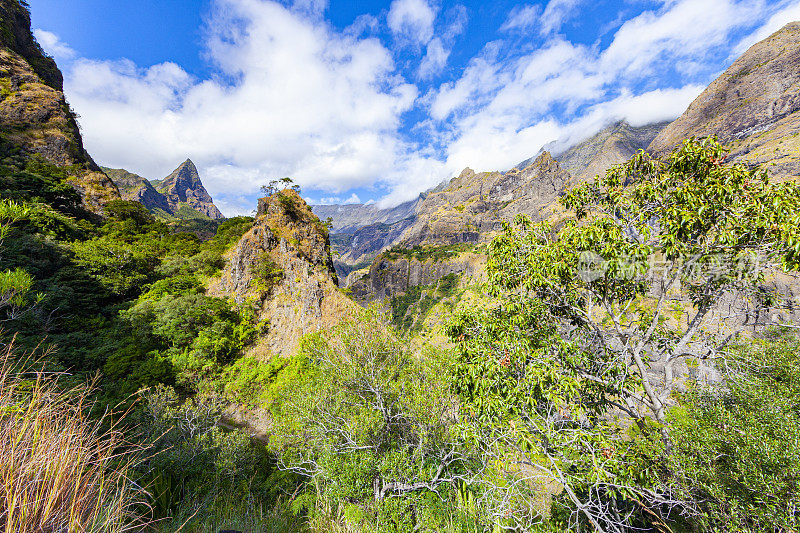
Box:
30;0;800;215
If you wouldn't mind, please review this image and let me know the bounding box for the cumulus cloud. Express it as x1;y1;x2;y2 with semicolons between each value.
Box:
387;0;437;45
33;29;76;60
62;0;424;214
429;0;771;176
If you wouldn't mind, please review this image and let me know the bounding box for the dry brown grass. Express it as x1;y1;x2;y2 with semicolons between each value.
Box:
0;342;148;532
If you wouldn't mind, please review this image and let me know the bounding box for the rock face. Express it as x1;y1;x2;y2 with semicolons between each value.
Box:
342;152;570;303
104;160;225;220
515;121;667;184
397;151;569;248
0;0;119;213
649;22;800;180
348;252;485;304
329;218;416;282
554;121;668;184
211;189;354;356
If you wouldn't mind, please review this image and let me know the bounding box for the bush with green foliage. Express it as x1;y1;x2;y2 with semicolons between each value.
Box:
667;331;800;530
269;310;483;532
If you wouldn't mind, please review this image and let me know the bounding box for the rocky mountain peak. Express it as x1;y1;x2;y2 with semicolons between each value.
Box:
458;167;475;179
152;159;224;220
104;160;225;220
162;159;201;194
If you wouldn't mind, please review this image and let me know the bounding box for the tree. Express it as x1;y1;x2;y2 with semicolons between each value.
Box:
271;310;481;530
0;199;37;316
667;330;800;530
261;177;300;196
448;138;800;530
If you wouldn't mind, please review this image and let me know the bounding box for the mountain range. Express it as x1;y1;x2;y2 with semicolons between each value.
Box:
317;21;800;302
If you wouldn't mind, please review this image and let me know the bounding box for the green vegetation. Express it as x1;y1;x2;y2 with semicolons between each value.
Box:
383;243;478;262
668;332;800;530
447;137;800;530
269;310;483;532
3;114;800;533
254;251;284;296
390;273;461;331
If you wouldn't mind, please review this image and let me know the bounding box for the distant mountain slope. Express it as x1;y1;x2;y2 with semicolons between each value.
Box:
312;197;419;233
0;0;119;213
516;120;668;184
649;22;800;180
104;160;224;220
153;159;224;220
102;167;170;212
397;152;569;247
555;120;669;183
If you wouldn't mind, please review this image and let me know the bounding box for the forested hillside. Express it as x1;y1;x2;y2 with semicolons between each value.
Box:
2;1;800;532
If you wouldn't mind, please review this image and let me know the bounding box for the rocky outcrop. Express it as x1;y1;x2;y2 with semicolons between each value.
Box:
649;22;800;181
0;0;119;213
211;189;354;356
151;159;224;220
103;161;224;220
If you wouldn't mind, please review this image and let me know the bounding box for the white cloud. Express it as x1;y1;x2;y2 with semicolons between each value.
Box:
427;0;767;177
733;0;800;55
387;0;437;45
418;38;449;79
500;5;541;32
314;193;362;205
34;29;76;60
599;0;763;77
540;0;582;34
42;0;795;212
60;0;424;214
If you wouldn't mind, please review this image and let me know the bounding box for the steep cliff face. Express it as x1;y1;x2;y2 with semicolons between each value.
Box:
649;22;800;180
342;153;569;304
329;217;416;281
347;251;485;304
211;189;353;356
397;151;568;247
152;159;224;220
104;160;225;220
0;0;119;212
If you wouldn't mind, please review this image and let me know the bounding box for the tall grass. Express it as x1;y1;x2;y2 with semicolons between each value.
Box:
0;343;148;532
